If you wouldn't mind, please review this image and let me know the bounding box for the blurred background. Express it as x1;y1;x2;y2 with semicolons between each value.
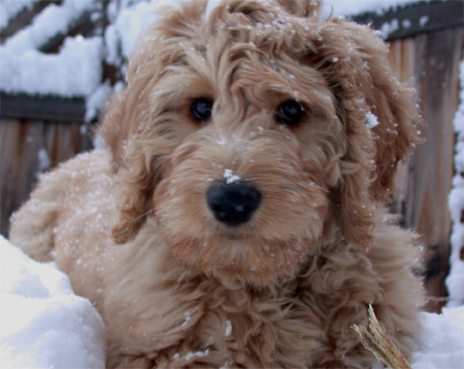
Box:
1;0;463;313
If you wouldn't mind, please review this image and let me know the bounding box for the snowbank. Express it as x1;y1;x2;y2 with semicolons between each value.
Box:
0;235;105;369
0;235;463;368
411;307;464;369
447;55;464;308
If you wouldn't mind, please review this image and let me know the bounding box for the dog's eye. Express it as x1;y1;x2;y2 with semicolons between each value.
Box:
276;101;305;126
190;98;213;121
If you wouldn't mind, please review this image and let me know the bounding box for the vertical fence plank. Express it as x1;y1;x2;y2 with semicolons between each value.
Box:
1;119;45;236
0;120;20;235
404;28;462;312
386;27;463;312
0;120;91;236
388;38;416;220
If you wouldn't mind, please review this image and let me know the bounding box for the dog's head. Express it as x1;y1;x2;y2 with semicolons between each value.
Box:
99;0;421;286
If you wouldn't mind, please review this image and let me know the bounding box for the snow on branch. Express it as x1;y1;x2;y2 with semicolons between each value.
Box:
0;0;41;31
3;0;98;54
1;36;103;98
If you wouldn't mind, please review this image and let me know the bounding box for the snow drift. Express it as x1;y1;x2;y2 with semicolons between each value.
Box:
0;235;105;369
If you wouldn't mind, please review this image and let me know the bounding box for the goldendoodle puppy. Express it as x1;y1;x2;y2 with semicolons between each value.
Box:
10;0;424;367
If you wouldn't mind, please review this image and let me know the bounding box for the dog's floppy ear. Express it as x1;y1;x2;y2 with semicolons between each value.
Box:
308;17;421;248
98;1;208;244
98;69;163;244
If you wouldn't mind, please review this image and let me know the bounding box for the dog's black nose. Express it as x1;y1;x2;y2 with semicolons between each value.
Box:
207;183;262;226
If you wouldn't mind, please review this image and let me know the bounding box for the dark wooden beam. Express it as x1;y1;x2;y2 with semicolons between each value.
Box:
351;0;464;41
0;92;85;122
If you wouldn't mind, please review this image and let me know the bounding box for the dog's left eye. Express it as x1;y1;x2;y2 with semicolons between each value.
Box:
191;98;213;121
276;101;305;126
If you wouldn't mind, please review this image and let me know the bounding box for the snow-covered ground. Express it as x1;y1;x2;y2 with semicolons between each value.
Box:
0;235;463;369
0;236;105;369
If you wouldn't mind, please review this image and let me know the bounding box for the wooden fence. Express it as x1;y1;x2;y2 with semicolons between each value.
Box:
1;1;463;312
387;28;463;312
0;118;92;235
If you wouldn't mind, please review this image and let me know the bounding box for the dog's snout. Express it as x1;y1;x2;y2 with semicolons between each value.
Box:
207;183;261;226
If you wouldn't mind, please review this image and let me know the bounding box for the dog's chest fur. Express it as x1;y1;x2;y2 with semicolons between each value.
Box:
103;232;374;368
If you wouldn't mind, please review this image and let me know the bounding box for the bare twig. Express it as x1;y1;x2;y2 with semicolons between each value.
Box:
352;305;412;369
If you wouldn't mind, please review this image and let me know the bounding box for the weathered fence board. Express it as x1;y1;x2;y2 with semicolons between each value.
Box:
0;119;91;235
386;27;464;312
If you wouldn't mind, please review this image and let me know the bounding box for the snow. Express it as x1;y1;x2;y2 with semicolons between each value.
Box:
447;55;464;308
223;169;241;184
0;0;103;112
104;0;168;65
0;0;41;31
379;18;400;39
0;36;104;98
366;112;380;129
323;0;449;39
322;0;438;17
0;0;102;99
411;307;464;369
0;235;463;368
85;80;113;122
181;311;191;327
184;349;210;361
4;0;97;55
37;148;51;173
225;320;232;337
0;235;106;369
419;15;429;28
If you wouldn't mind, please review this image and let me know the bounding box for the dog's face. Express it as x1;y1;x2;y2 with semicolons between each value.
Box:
100;0;421;286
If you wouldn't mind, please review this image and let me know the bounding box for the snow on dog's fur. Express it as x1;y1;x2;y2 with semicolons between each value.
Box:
10;0;424;367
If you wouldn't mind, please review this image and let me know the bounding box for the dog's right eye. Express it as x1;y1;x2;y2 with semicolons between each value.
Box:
276;100;305;127
190;98;213;122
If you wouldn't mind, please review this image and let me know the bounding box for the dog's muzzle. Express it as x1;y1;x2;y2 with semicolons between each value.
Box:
207;182;261;226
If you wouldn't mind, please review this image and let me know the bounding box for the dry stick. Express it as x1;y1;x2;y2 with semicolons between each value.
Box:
352;305;412;369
